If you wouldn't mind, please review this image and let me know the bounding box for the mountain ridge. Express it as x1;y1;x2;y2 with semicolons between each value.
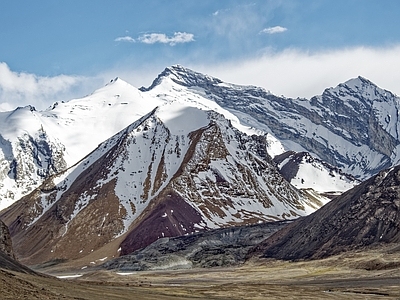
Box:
1;102;320;265
145;65;400;179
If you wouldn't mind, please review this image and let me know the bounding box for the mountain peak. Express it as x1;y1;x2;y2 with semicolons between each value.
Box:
106;76;120;85
1;101;319;264
139;65;223;91
322;75;396;104
104;76;133;88
342;75;376;90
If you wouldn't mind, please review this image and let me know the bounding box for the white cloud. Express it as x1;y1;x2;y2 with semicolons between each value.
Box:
138;32;194;46
0;62;102;111
114;36;135;43
260;26;288;34
193;45;400;99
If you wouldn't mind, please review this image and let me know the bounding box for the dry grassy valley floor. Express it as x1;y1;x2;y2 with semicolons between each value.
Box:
2;245;400;299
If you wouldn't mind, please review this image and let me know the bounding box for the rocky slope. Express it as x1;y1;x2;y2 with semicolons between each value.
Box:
0;104;320;265
250;165;400;260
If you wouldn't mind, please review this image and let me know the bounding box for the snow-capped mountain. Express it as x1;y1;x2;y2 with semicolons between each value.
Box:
0;78;162;210
4;66;390;210
0;65;395;211
150;66;400;180
2;64;398;264
0;73;279;210
1;104;320;265
0;106;68;208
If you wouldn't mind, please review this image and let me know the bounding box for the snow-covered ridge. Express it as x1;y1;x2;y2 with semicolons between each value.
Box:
1;65;399;211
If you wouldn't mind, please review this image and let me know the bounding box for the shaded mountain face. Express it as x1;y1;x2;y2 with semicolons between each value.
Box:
147;66;400;180
0;107;67;209
250;165;400;260
0;105;318;265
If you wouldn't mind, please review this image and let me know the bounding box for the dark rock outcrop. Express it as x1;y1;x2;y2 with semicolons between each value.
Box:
250;165;400;260
103;220;290;271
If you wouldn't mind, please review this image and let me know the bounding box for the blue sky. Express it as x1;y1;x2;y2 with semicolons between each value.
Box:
1;0;400;110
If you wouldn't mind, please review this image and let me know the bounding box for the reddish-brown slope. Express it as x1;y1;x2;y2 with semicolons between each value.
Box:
120;191;203;255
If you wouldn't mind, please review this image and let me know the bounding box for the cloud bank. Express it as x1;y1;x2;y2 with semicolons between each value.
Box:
194;45;400;99
0;62;101;111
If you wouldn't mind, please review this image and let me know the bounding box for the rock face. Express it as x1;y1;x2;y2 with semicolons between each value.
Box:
0;106;318;265
0;219;34;274
0;219;14;259
103;221;290;271
250;165;400;260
